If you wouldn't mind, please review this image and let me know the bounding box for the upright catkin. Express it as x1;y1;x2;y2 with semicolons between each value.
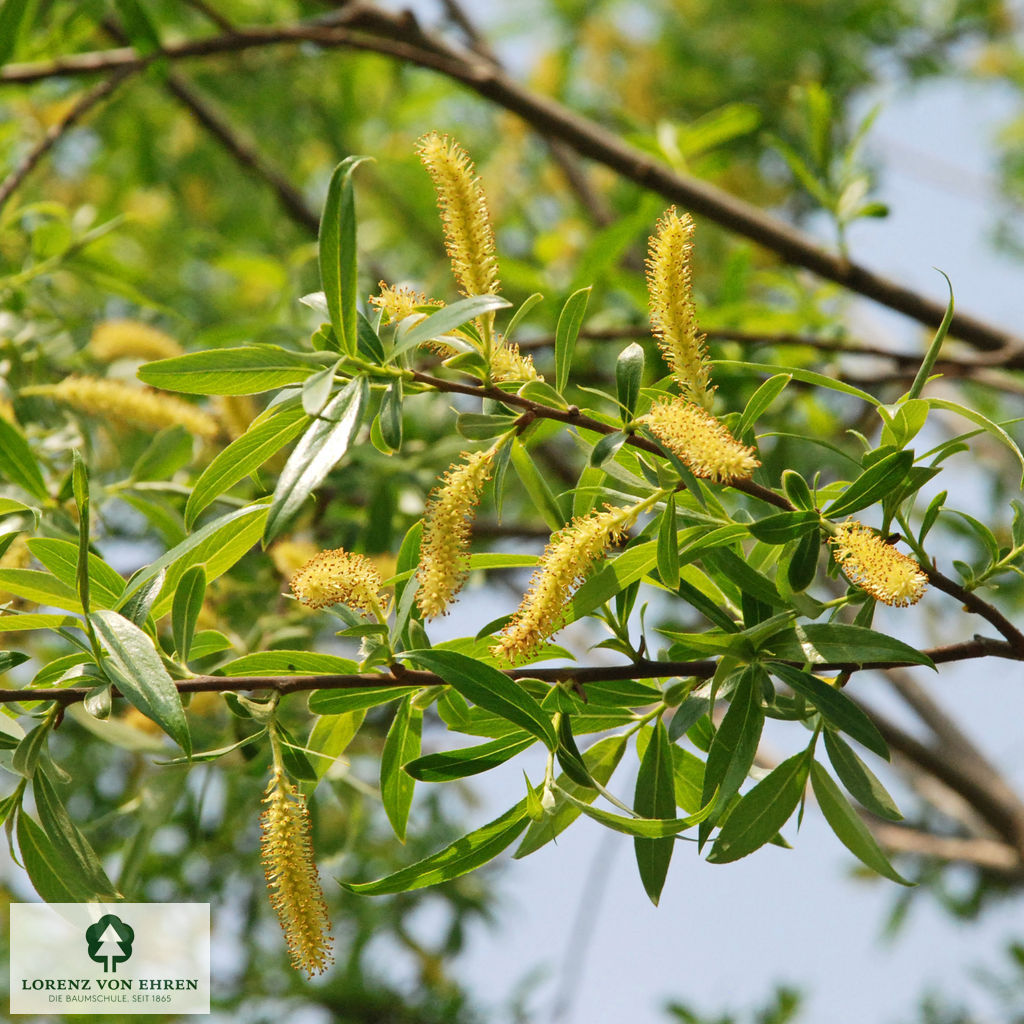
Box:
417;449;495;618
646;207;713;405
416;132;500;299
260;770;334;977
492;505;633;663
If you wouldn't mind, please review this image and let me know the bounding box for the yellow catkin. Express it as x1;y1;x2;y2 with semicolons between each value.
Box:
216;394;259;440
491;340;543;383
646;208;712;405
370;282;454;356
289;548;384;615
417;449;494;618
831;520;928;607
416;132;500;298
260;770;334;977
27;377;220;440
89;319;184;362
644;397;760;483
271;540;321;578
492;506;633;663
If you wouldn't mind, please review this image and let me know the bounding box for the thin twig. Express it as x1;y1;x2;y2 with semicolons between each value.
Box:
0;70;133;215
867;821;1022;875
1;6;1019;353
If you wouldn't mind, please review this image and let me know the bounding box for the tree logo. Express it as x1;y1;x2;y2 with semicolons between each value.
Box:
85;915;135;973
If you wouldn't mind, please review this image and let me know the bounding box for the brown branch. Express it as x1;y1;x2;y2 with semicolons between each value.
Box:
1;7;1019;353
925;565;1024;655
0;70;133;215
867;821;1022;875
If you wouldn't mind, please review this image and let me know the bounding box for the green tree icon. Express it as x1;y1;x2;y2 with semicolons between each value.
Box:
85;915;135;973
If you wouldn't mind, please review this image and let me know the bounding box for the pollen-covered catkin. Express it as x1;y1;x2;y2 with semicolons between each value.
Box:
260;770;334;977
416;132;500;298
289;548;385;615
492;506;632;663
831;520;927;607
643;397;759;483
646;208;712;405
417;449;494;618
27;377;220;439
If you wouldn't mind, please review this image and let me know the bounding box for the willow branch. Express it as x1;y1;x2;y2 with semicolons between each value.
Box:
867;821;1022;875
1;6;1019;353
0;70;132;215
924;566;1024;655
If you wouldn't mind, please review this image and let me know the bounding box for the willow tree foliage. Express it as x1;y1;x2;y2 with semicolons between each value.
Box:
1;0;1023;1017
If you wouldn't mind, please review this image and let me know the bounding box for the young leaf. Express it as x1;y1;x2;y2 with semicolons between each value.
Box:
615;342;644;422
555;286;591;393
822;450;914;519
380;697;422;842
737;373;790;438
707;749;809;863
319;156;370;355
810;762;914;885
171;565;206;663
263;375;368;544
91;609;191;756
390;295;511;362
342;800;529;895
634;718;676;905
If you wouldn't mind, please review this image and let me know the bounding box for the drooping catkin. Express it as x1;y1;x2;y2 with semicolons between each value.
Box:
260;770;334;977
417;449;494;618
643;397;759;483
89;319;184;362
416;132;500;298
646;208;712;405
25;376;220;439
831;520;927;607
289;548;384;615
492;505;633;663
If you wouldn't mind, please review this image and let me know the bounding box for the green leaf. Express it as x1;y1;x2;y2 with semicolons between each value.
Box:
264;375;368;543
907;274;954;401
0;569;81;611
736;373;791;437
0;418;48;500
555;713;595;787
12;721;50;777
222;651;359;676
131;426;193;482
561;790;714;838
615;342;644;421
0;612;78;632
91;609;191;756
555;286;590;393
503;292;544;342
768;663;888;759
171;565;205;663
139;345;321;394
923;398;1024;487
308;711;365;780
319;156;370;355
747;511;820;545
702;666;764;810
634;718;676;904
119;568;165;627
406;649;557;750
307;686;417;715
823;730;902;821
380;697;422;842
714;360;880;407
26;538;125;608
707;749;809;863
701;547;785;608
390;295;511;362
787;529;820;592
764;623;933;669
782;470;815;511
810;762;913;885
17;812;96;903
511;439;566;531
343;800;529;895
457;412;519;440
0;496;37;519
32;768;120;900
185;399;307;528
379;378;403;450
405;732;536;782
822;450;915;519
589;430;628;467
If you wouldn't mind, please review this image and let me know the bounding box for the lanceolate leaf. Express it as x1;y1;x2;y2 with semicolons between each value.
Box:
701;666;764;813
559;790;714;838
319;156;370;355
185;398;307;528
822;450;915;519
138;346;322;394
810;762;914;886
263;375;368;544
405;733;536;782
91;609;191;756
406;649;557;750
342;800;529;895
707;749;810;863
555;286;590;393
390;294;511;361
0;418;47;501
171;565;206;663
634;719;676;904
380;697;422;842
17;813;96;903
764;623;933;669
823;730;902;820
